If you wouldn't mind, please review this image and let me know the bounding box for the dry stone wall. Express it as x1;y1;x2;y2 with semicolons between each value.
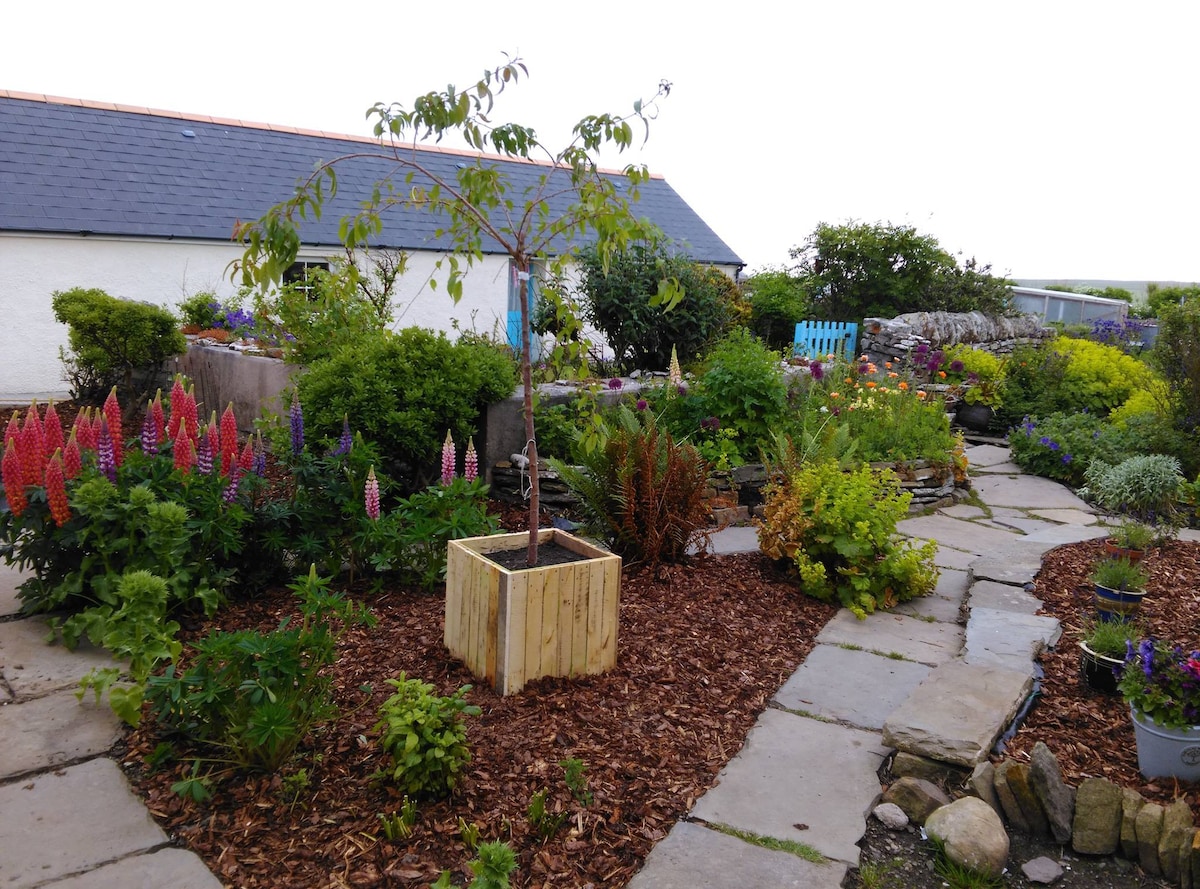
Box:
860;311;1055;367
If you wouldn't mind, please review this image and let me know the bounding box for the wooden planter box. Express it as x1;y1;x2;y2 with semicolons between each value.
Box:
445;529;621;696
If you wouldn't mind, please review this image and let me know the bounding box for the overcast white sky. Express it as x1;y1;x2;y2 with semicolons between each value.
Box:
5;1;1199;282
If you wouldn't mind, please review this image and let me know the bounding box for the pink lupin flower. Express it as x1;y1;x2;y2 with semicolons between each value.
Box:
3;410;20;450
63;430;82;480
364;466;380;520
441;431;456;486
464;438;478;483
238;438;255;473
42;401;64;459
173;424;194;475
167;376;186;443
102;387;124;468
150;389;166;450
2;438;27;517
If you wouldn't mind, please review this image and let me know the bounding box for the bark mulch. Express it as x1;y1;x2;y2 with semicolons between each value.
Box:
120;532;837;888
1005;536;1200;814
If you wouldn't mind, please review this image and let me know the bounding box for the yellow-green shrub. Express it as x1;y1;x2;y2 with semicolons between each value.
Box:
1053;336;1154;415
756;459;938;618
943;344;1004;382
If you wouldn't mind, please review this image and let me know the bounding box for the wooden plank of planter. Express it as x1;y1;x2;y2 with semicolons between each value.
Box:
445;529;622;695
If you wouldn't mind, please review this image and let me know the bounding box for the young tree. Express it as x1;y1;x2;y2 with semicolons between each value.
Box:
235;58;679;565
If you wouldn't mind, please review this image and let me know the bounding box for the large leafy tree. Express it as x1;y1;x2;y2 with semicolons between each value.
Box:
235;58;678;565
789;221;1012;322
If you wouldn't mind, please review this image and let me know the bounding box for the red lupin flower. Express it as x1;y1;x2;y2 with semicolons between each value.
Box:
150;389;166;450
219;403;238;475
167;376;186;443
19;407;46;486
42;402;64;458
63;430;82;480
44;451;71;527
2;438;26;517
4;410;20;449
173;424;195;475
238;438;255;472
102;388;124;467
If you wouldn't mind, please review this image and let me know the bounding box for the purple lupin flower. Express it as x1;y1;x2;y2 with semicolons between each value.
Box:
365;466;380;521
441;431;456;486
196;434;213;475
252;432;266;476
97;418;116;483
140;406;158;456
222;464;240;504
331;416;352;457
809;360;824;382
289;392;304;455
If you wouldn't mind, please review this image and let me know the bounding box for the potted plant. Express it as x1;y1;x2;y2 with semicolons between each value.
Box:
1103;520;1154;563
1090;556;1149;622
955;377;1003;432
1078;617;1139;693
1119;638;1200;780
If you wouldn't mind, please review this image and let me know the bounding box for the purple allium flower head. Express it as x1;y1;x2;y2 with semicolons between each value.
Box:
810;360;824;381
700;416;720;432
950;360;965;374
196;434;213;475
289;392;304;455
915;343;929;355
97;418;116;483
636;399;649;411
140;411;158;457
859;363;870;374
608;377;623;390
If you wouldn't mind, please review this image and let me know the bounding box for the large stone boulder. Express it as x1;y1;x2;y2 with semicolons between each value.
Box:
926;796;1010;879
1158;799;1194;884
1028;742;1075;844
1071;778;1123;855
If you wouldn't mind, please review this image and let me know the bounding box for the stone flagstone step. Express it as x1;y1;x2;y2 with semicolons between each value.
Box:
773;644;930;731
0;616;119;700
41;848;223;889
0;687;123;780
882;659;1033;768
963;608;1062;676
689;709;888;866
816;610;964;667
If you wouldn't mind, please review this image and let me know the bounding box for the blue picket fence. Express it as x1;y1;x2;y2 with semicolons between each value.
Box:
793;320;859;361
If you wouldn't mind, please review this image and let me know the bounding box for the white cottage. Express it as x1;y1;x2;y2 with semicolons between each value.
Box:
0;91;743;403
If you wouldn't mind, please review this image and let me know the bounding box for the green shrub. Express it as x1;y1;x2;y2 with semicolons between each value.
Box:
295;327;517;491
942;344;1004;384
694;328;789;461
757;459;938;618
995;344;1072;428
177;291;224;329
743;268;811;352
1007;412;1141;485
1052;336;1155;415
374;673;480;798
52;287;186;405
1081;454;1185;526
1153;298;1200;435
576;242;738;371
146;566;374;772
550;405;712;567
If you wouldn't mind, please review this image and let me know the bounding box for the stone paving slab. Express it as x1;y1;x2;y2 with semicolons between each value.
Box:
0;758;168;888
1030;508;1099;525
882;659;1034;767
690;709;888;866
988;516;1061;536
40;848;222;889
1;561;25;616
891;591;962;623
774;644;931;730
816;610;964;667
932;545;977;571
896;514;1021;556
705;525;759;555
973;461;1025;474
971;473;1092;511
963;444;1011;467
0;688;123;780
0;617;118;700
967;580;1042;615
1180;529;1200;543
969;551;1045;587
963;608;1062;675
938;504;986;519
626;820;847;889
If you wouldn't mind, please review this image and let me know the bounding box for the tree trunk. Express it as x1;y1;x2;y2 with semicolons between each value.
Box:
518;263;540;567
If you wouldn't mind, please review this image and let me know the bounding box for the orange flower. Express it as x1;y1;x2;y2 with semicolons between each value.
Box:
938;371;947;379
916;391;927;399
844;377;853;385
885;362;893;369
866;381;878;389
830;392;841;399
887;372;899;379
898;381;909;391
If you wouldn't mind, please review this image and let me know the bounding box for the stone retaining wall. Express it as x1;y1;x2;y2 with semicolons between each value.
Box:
860;311;1055;368
490;458;972;523
886;742;1200;886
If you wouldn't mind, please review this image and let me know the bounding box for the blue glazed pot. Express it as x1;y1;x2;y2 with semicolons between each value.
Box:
1094;583;1146;622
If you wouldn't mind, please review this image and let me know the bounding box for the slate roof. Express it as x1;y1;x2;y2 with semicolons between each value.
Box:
0;92;743;266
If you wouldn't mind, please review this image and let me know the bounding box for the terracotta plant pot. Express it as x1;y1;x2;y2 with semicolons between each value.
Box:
1103;539;1146;563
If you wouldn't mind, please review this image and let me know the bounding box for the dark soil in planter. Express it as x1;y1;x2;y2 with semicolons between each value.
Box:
485;539;595;571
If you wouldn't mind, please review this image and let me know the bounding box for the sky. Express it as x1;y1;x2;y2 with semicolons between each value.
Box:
5;1;1199;282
